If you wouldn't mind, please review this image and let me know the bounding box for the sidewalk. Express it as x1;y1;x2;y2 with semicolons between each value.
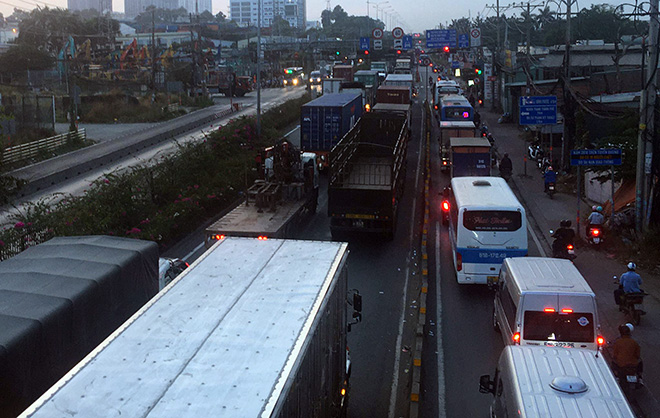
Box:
480;107;660;416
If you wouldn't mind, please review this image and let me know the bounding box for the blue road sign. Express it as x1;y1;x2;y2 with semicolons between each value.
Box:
519;95;557;125
426;29;457;48
458;33;470;49
402;35;413;50
359;37;370;51
570;149;623;166
451;60;460;69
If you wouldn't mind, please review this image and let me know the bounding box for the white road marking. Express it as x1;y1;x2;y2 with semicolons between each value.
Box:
388;106;426;418
527;221;546;257
435;221;447;418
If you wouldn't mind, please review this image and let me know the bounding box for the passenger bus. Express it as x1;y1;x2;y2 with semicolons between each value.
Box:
434;80;461;110
441;177;528;285
439;94;474;121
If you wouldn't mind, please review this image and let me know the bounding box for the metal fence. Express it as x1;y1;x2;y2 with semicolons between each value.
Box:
2;129;86;166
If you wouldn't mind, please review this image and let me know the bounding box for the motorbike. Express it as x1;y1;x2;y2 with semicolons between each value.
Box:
614;277;647;325
605;341;644;396
538;156;552;172
528;144;543;163
587;225;604;246
486;132;495;147
480;125;489;138
545;182;556;198
550;230;576;260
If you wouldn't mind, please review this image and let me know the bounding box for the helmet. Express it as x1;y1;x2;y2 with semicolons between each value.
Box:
560;220;568;227
547;166;553;171
592;205;597;211
504;153;509;157
627;262;636;270
565;220;572;227
619;323;633;335
597;206;603;212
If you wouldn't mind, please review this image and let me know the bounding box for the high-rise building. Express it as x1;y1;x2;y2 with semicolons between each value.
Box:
230;0;306;29
68;0;112;13
124;0;212;19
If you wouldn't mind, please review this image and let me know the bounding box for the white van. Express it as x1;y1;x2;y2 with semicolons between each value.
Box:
480;345;635;418
493;257;603;351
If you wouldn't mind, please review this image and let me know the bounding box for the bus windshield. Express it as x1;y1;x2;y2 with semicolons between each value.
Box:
463;210;522;231
523;311;594;343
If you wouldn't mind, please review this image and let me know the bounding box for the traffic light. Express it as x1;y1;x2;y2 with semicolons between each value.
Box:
335;51;340;56
443;46;450;53
474;68;482;75
396;50;402;55
363;50;369;55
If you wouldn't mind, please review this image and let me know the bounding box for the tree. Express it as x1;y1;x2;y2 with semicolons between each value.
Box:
0;44;54;74
199;11;214;22
272;15;294;36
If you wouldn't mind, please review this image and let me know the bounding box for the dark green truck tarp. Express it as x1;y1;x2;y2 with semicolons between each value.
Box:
0;236;158;417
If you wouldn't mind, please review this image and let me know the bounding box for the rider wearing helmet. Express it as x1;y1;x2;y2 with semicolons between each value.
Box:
586;205;605;236
620;262;643;294
551;219;576;258
543;166;556;192
612;323;643;383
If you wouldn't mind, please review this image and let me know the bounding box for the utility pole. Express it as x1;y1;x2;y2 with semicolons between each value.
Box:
561;0;577;171
257;0;262;139
636;0;659;231
151;9;156;92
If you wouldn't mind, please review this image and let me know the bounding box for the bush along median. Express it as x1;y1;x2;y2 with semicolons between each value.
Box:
0;93;311;260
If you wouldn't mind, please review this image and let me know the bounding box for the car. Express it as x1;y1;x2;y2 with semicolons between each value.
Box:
309;70;322;85
158;257;189;289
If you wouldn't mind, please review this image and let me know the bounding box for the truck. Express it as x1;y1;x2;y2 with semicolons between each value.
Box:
450;136;492;177
376;85;412;105
394;58;412;74
333;64;355;81
21;238;363;418
438;121;476;173
213;65;253;97
328;111;409;239
205;139;318;245
0;236;159;418
300;92;363;170
372;103;412;131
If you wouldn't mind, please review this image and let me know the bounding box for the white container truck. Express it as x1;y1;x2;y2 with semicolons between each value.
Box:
21;237;361;418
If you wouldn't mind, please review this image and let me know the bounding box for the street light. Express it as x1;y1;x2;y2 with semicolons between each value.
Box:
371;1;389;23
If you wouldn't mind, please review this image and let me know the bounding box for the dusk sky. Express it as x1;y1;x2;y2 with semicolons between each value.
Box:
0;1;641;33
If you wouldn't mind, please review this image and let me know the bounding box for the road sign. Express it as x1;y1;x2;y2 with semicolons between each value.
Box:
451;60;460;69
422;57;431;66
458;33;470;49
374;39;383;50
519;96;557;125
570;149;623;166
392;27;404;39
393;39;403;49
372;28;383;39
359;37;370;51
470;27;482;47
402;35;413;50
426;29;457;49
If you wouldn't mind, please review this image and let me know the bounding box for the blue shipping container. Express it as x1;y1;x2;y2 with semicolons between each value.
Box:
300;93;363;152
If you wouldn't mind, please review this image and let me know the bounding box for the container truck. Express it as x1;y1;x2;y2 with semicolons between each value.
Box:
205;139;318;246
0;236;159;418
333;64;355;81
450;137;492;177
300;92;363;170
376;85;412;105
438;121;476;173
21;237;363;418
328;111;409;239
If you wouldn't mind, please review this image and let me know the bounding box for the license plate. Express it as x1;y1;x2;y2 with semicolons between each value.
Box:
593;237;600;244
353;220;365;228
346;214;375;220
626;375;638;383
549;186;555;190
544;341;575;348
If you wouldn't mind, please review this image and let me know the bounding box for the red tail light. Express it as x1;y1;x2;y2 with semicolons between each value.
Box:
544;308;555;312
434;105;438;110
561;308;573;313
567;244;574;250
441;200;450;212
513;332;521;343
214;234;226;241
597;335;605;346
257;236;268;240
442;161;448;166
591;228;600;236
456;252;462;271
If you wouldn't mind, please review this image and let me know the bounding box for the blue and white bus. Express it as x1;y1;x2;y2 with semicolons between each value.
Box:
441;177;528;286
439;94;474;121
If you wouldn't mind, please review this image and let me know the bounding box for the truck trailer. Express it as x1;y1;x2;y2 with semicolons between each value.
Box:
438;121;477;173
205;139;318;245
0;236;159;418
300;93;363;170
450;136;492;177
21;238;361;418
328;111;409;239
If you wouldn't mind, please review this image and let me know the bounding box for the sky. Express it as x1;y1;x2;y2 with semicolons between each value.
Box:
0;0;640;34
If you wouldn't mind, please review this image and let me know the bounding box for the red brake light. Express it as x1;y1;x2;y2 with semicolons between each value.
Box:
544;308;555;313
442;161;448;166
456;252;462;271
478;99;483;104
442;200;450;212
567;244;574;250
597;335;605;346
561;308;573;313
214;234;226;241
513;332;521;343
592;229;600;236
434;105;438;110
257;236;268;240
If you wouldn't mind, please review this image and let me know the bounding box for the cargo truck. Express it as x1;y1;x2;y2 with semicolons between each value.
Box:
333;64;355;81
376;85;412;104
438;121;476;173
328;111;409;239
21;237;363;418
205;139;318;245
301;92;363;170
213;66;253;97
450;137;492;177
0;236;159;418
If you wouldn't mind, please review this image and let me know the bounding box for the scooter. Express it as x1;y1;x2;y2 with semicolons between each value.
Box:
605;340;644;396
587;225;604;246
550;235;576;260
545;182;556;198
528;144;543;161
480;125;489;138
614;277;647;325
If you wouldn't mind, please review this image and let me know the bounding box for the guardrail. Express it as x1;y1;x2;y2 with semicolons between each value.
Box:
2;129;86;166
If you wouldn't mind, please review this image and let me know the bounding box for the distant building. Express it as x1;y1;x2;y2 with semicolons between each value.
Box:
124;0;212;19
68;0;112;12
230;0;306;28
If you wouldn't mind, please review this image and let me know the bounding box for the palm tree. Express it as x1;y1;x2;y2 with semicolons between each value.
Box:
536;6;555;30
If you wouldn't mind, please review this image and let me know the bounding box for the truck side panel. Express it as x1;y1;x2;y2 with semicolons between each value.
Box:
300;95;363;153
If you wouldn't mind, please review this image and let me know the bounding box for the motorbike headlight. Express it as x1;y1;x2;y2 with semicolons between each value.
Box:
293;79;299;85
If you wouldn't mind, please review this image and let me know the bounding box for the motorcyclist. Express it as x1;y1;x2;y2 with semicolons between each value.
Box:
586;205;605;237
543;166;556;192
499;153;512;178
552;219;575;257
620;262;643;294
611;323;643;384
